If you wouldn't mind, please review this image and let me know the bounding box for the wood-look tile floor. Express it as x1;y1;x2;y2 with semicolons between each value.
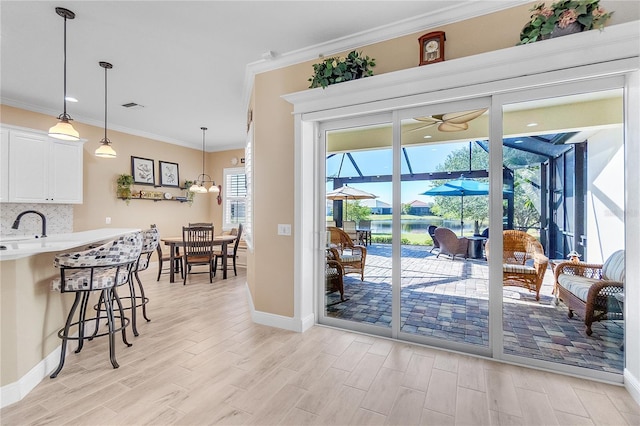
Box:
2;266;639;425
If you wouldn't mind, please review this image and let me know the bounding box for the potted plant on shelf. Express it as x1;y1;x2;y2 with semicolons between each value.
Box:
517;0;613;45
116;173;134;203
308;50;376;89
183;180;195;204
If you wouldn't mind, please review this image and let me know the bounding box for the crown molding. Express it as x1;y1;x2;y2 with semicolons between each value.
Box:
242;1;529;117
282;21;640;118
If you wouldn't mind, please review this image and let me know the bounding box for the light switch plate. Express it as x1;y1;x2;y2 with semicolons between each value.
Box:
277;224;291;236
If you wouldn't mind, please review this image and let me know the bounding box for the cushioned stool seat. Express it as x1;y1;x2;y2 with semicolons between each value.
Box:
50;232;142;378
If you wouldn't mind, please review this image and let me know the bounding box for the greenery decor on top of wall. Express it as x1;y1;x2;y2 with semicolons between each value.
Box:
308;50;376;89
517;0;613;45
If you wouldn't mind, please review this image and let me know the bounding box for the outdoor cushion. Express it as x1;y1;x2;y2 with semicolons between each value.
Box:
602;249;625;282
557;274;602;302
502;263;536;275
340;254;362;263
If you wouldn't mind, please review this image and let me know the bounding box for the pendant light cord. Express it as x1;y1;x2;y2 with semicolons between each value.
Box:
104;64;108;140
62;15;68;118
201;127;207;182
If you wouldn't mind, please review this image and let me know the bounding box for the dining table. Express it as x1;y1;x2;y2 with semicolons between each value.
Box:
160;234;237;282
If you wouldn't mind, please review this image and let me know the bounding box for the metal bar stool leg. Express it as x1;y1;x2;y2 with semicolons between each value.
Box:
50;292;82;379
75;291;91;353
112;287;132;348
135;271;151;322
127;273;139;337
103;288;119;369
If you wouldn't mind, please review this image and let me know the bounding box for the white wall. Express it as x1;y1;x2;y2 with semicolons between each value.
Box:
586;126;625;263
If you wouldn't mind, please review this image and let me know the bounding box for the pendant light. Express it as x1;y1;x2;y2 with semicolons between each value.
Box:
189;127;220;194
49;7;80;141
95;61;116;158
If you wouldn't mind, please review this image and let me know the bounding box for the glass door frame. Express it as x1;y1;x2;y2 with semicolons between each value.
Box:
394;97;493;358
318;112;394;338
314;74;629;383
492;76;626;384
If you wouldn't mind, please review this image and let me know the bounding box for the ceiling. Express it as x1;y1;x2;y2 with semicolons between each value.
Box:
0;1;528;152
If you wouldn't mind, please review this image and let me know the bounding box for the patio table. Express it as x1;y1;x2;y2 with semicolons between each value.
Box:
467;236;486;259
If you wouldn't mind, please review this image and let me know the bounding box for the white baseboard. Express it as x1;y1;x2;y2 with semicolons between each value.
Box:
1;346;60;409
244;282;313;332
0;321;99;409
624;369;640;406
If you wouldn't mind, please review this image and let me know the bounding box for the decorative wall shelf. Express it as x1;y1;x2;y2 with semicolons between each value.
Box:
117;187;193;203
117;196;190;203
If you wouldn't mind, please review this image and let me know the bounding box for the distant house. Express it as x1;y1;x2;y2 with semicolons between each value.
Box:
406;200;431;216
360;199;392;215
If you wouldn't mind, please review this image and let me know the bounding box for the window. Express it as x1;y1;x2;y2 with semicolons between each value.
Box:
223;167;246;230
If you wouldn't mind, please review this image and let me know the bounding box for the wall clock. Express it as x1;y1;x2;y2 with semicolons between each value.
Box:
419;31;446;66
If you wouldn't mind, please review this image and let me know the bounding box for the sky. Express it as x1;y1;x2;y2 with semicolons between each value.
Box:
326;141;471;204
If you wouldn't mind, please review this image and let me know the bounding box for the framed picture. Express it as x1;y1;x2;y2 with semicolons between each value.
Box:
159;161;180;187
418;31;446;66
131;156;155;185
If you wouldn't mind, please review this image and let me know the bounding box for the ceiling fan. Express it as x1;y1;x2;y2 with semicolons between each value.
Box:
408;108;488;132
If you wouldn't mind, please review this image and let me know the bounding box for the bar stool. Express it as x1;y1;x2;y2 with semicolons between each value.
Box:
50;232;143;378
129;227;159;336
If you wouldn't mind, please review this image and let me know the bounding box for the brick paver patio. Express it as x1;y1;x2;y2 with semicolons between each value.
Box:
326;244;624;373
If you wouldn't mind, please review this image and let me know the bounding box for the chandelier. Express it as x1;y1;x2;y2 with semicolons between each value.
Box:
189;127;220;193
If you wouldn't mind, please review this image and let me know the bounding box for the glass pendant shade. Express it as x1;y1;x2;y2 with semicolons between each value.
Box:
95;61;116;158
95;139;116;158
208;185;220;193
49;119;80;141
50;8;80;142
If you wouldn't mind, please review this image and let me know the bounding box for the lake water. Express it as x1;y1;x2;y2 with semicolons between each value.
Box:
370;219;473;235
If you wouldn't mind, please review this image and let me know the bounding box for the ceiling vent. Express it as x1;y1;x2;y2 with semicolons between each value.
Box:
121;102;144;109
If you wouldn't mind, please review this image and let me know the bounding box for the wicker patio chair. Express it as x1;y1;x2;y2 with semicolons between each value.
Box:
554;250;624;336
342;220;358;244
486;230;548;301
428;225;440;253
327;226;367;281
434;227;468;260
326;249;345;301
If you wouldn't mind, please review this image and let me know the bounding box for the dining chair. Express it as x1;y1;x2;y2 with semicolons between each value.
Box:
214;223;243;276
182;224;215;285
152;224;183;281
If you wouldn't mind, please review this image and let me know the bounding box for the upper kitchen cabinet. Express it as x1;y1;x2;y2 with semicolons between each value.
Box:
4;127;84;204
0;128;8;202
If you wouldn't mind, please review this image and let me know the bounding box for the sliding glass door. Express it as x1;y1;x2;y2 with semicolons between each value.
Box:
500;87;625;375
398;102;491;353
316;77;626;379
322;116;394;335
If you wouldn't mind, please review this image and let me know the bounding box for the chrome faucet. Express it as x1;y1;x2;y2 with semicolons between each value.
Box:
12;210;47;238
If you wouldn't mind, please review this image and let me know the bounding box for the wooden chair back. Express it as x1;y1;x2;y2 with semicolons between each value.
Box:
182;225;214;258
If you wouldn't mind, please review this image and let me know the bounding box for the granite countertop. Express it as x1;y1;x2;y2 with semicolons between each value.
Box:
0;228;140;261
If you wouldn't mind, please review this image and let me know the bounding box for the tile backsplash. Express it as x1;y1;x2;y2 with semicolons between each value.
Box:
0;203;73;237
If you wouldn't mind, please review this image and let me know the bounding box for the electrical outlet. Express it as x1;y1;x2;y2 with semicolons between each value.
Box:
105;217;111;224
277;224;291;236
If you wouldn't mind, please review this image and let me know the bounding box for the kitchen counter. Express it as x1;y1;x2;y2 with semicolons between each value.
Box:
0;228;140;261
0;227;140;405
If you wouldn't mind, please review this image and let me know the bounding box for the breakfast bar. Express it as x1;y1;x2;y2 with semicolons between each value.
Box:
0;228;139;404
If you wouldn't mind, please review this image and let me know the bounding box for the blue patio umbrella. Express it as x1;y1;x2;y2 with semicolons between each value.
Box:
421;178;490;236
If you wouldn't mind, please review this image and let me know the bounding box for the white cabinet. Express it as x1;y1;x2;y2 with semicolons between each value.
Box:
4;127;83;204
0;128;8;202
